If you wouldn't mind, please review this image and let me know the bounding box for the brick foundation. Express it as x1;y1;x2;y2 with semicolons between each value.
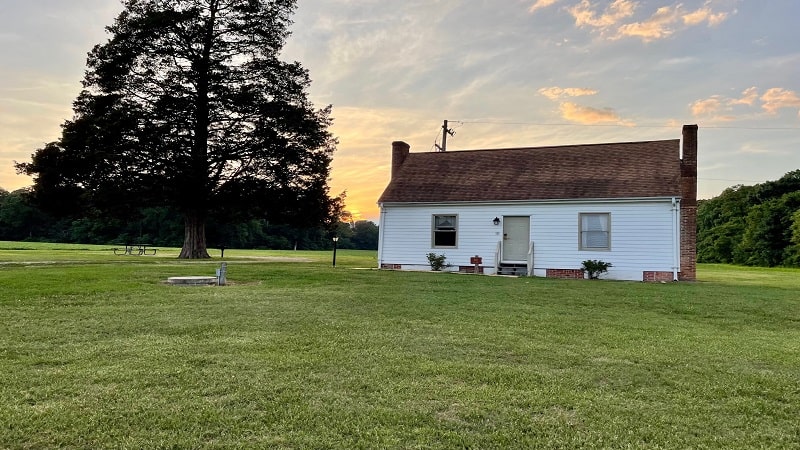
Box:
380;263;402;270
546;269;585;279
643;271;675;282
458;265;484;274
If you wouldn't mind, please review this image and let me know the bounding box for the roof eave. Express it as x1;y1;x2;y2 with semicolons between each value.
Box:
378;196;682;207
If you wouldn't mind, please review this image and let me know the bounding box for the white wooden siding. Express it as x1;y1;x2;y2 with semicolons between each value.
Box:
378;199;677;281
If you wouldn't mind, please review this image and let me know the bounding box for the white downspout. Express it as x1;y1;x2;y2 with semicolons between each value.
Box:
377;205;387;269
671;197;679;281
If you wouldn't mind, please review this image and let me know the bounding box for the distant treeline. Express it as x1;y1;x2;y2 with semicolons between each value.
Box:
8;169;800;263
0;188;377;251
698;169;800;267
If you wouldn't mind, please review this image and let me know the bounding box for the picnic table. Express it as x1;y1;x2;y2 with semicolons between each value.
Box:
113;244;157;256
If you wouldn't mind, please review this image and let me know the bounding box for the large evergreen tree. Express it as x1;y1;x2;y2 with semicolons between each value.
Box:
16;0;337;258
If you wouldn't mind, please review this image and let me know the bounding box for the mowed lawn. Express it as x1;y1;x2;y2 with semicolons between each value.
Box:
1;243;798;448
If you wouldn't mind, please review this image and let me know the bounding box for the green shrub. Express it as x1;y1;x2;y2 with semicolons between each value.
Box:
582;259;613;279
426;252;448;271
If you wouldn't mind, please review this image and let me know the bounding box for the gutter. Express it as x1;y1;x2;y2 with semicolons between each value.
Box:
380;196;680;208
671;197;680;281
377;204;386;268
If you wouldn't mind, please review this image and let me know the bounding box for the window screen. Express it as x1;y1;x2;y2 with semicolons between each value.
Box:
580;213;610;250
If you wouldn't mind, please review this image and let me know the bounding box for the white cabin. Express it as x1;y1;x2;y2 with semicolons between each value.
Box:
377;125;698;281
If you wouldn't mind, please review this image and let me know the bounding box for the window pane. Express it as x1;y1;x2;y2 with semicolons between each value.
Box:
583;231;608;248
435;215;456;229
582;214;608;232
434;230;456;247
581;213;609;249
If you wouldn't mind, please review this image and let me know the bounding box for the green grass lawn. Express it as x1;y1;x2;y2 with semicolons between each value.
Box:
1;242;798;448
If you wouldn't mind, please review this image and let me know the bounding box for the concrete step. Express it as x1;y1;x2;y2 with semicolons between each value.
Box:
167;276;217;286
498;263;528;276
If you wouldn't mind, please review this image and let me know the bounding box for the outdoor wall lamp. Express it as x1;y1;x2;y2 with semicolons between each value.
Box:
332;236;339;267
493;217;500;226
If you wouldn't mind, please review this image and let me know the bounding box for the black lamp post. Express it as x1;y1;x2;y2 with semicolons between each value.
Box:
332;236;339;267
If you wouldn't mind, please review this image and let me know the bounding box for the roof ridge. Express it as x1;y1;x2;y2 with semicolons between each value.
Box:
410;139;680;155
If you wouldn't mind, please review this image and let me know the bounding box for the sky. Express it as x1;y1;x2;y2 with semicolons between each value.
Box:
1;0;799;222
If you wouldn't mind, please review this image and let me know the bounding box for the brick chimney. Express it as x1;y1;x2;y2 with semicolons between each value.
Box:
679;124;698;281
391;141;410;179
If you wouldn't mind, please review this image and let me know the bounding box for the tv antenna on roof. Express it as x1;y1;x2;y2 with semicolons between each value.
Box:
434;120;455;152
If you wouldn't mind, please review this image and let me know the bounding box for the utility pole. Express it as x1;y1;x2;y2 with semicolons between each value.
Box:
435;120;455;152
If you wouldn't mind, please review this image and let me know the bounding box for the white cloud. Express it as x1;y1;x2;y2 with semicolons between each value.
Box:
559;102;628;124
529;0;560;13
568;0;637;29
682;5;730;27
616;5;680;41
538;85;632;125
560;0;734;42
737;142;775;155
538;86;599;100
691;86;800;120
729;87;759;106
656;56;699;68
690;96;723;116
761;88;800;115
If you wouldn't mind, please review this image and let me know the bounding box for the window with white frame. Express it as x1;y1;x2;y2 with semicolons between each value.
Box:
432;214;457;248
580;213;610;250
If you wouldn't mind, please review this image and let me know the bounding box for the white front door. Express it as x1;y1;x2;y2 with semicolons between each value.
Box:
502;216;530;262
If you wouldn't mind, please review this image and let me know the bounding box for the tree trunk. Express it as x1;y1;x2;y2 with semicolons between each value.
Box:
179;213;210;259
176;6;215;262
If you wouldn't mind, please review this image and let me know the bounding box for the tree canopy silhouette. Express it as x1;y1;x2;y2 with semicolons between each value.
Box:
16;0;337;258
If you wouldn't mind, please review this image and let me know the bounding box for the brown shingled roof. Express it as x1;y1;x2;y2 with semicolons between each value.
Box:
378;139;682;203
